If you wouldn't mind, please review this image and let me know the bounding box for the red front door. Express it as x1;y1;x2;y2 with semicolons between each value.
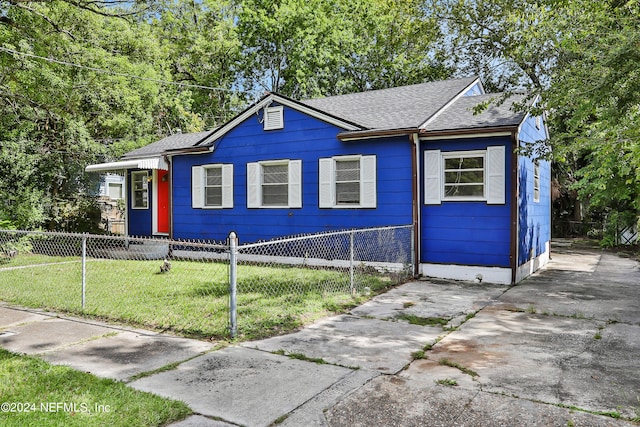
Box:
157;170;170;234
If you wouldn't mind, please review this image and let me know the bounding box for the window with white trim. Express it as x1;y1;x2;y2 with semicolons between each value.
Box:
319;155;376;208
443;153;485;200
424;147;505;205
533;161;540;203
192;164;234;209
131;171;148;209
247;160;301;208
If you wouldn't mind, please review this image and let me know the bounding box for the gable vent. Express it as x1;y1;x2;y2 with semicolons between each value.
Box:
264;106;284;130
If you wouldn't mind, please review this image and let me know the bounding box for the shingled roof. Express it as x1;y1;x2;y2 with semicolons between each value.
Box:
424;93;527;133
121;131;212;160
300;77;478;130
117;77;526;161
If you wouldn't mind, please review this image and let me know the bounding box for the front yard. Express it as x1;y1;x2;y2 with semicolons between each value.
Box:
0;254;393;340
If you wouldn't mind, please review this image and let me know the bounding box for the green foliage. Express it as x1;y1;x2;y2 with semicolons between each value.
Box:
431;0;640;239
237;0;450;98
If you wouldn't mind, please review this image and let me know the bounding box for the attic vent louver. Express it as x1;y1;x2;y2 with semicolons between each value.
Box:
264;106;284;130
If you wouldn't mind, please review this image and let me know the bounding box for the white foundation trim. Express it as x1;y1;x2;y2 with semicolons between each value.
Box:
515;241;551;283
419;263;513;284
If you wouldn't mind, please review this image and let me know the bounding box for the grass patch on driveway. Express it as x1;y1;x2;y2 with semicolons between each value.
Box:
0;255;392;340
0;348;190;427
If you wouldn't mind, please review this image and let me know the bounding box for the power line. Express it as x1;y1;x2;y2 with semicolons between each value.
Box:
0;46;237;93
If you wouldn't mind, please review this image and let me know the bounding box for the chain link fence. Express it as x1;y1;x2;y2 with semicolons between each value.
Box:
0;225;414;339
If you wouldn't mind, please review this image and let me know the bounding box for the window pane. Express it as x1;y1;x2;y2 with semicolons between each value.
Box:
261;164;289;206
335;159;360;205
133;175;147;191
206;168;222;186
108;184;122;199
336;182;360;204
445;156;483;170
445;170;484;184
335;160;360;181
262;184;288;206
205;187;222;206
134;191;148;207
132;173;148;208
445;184;484;197
263;164;288;184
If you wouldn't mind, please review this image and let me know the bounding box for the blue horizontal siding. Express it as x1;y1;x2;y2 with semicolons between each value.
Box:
518;115;551;265
127;169;152;237
171;106;414;242
420;136;514;268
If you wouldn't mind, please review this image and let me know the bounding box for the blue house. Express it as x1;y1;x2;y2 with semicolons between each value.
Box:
86;77;551;284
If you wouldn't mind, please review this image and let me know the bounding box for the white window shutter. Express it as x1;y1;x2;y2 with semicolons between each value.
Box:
247;162;260;208
318;158;334;208
288;160;302;208
424;150;441;205
360;155;377;208
222;164;234;208
192;166;203;209
487;146;506;205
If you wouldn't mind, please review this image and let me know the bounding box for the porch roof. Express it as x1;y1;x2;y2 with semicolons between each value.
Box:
85;156;168;172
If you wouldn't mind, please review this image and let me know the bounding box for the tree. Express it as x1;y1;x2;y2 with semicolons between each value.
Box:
546;0;640;240
429;0;640;242
237;0;450;99
0;1;175;230
152;0;244;128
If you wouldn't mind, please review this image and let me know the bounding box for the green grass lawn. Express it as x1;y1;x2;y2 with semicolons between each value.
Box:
0;348;191;427
0;254;395;340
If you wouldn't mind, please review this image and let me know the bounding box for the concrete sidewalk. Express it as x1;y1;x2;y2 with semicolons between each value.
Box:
1;242;640;426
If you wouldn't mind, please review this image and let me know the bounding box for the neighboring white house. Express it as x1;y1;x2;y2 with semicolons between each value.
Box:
97;174;126;234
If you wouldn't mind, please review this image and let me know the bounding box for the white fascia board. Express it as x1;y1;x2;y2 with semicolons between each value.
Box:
419;77;482;130
198;94;362;149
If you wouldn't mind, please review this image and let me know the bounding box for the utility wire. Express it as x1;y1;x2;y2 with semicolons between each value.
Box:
0;46;237;93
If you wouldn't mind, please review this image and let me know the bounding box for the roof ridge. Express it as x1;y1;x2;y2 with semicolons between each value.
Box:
301;76;478;102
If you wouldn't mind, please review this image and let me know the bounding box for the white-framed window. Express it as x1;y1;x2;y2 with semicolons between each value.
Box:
108;183;123;200
192;164;233;209
533;161;540;203
247;160;301;208
131;171;149;209
319;155;376;208
424;146;505;205
263;106;284;130
443;152;485;200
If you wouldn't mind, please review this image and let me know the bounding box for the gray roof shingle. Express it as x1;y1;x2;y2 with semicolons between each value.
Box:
300;77;478;130
122;131;212;159
424;93;527;132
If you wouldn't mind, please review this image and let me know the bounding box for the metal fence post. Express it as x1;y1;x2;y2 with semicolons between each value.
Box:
349;231;354;294
81;233;87;309
228;231;238;338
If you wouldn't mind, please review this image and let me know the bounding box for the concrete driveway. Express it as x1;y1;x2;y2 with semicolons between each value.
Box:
326;243;640;427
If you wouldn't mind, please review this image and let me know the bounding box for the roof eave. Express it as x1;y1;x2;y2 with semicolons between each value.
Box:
337;128;419;141
419;125;519;140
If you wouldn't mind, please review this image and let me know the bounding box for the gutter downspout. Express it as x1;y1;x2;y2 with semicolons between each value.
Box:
410;133;420;277
510;132;519;284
